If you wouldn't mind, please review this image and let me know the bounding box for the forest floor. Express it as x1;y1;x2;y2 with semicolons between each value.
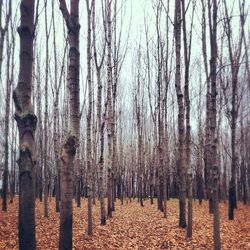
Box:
0;198;250;250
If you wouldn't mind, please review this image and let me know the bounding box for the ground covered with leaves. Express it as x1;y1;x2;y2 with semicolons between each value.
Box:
0;198;249;249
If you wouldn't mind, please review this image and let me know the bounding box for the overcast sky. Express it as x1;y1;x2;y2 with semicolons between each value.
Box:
0;0;249;150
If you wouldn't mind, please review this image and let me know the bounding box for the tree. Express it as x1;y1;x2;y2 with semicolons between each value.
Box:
43;0;49;218
92;0;107;225
0;0;11;79
86;0;93;236
106;0;113;218
2;0;11;212
201;0;213;212
13;0;36;248
174;0;186;228
58;0;80;249
196;64;205;204
36;50;43;203
222;0;245;220
52;0;66;213
181;0;195;238
208;0;221;248
135;44;144;207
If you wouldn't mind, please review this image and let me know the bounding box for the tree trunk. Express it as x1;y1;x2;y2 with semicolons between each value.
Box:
201;0;212;210
181;0;195;237
92;0;106;225
106;0;113;219
59;0;80;248
86;0;93;235
208;0;221;248
43;0;49;218
2;20;11;212
0;0;11;80
174;0;186;228
13;1;36;249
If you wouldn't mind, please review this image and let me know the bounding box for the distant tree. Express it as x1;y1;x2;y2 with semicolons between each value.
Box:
86;0;93;236
222;0;246;221
0;0;11;79
1;0;11;213
43;0;49;218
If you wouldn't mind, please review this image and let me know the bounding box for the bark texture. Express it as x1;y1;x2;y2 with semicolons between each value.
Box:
13;1;36;249
59;0;80;249
208;0;221;249
174;0;186;228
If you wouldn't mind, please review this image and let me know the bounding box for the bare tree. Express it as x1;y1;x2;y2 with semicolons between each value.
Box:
208;0;221;248
0;0;11;79
43;0;49;218
92;0;107;225
201;0;213;212
181;0;195;238
13;0;36;248
174;0;186;228
2;0;11;212
86;0;93;236
58;0;80;248
105;0;113;218
222;0;246;220
52;0;66;213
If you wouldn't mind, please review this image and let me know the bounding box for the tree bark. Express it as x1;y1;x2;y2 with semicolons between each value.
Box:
208;0;221;248
174;0;186;228
59;0;80;248
2;14;11;212
181;0;195;237
43;0;49;218
13;1;36;249
92;0;106;224
106;0;113;218
86;0;93;236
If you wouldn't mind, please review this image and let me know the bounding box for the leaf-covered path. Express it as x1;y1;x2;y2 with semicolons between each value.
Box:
0;198;250;249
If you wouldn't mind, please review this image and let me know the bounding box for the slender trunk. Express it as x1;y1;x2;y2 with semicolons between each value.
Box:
174;0;186;228
86;0;93;235
2;22;11;212
92;0;106;224
99;117;106;225
208;1;221;248
229;108;237;219
0;0;11;80
106;0;113;218
59;1;80;248
182;0;194;237
13;1;36;248
52;0;60;213
43;0;49;218
201;0;212;210
37;56;43;203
